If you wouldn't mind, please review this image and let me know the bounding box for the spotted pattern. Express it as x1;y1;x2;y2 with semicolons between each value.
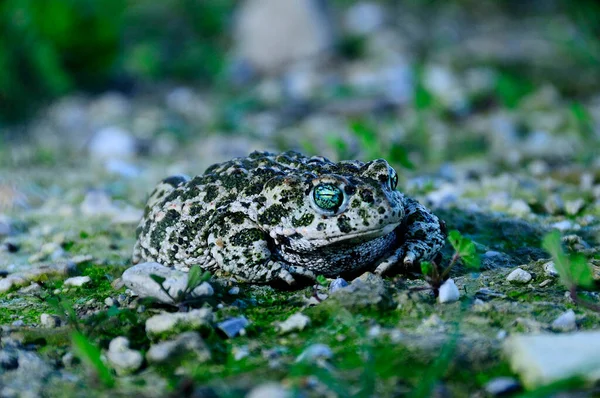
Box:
132;151;446;284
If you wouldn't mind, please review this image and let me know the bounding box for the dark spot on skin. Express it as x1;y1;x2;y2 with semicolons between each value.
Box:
317;223;326;231
229;212;246;225
230;228;264;246
351;199;361;209
258;204;287;225
150;209;180;249
178;237;184;245
360;189;374;204
204;185;219;202
135;226;143;238
344;185;356;196
378;207;386;214
337;215;352;233
163;175;189;187
292;213;315;227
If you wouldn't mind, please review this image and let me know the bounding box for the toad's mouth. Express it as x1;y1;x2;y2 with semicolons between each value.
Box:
295;221;401;248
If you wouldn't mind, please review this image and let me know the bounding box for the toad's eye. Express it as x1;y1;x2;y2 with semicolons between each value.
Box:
389;168;398;190
313;184;344;212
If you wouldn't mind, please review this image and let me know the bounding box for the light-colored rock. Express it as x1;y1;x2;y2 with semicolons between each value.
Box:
276;312;310;334
506;268;532;284
63;276;91;287
234;0;332;73
228;286;240;295
552;220;580;231
217;317;250;339
122;262;214;304
484;377;520;396
542;261;559;278
504;331;600;388
88;126;136;160
438;279;460;304
106;337;143;376
551;309;577;332
329;277;349;293
145;308;213;339
344;2;384;35
564;199;585;216
40;314;60;328
328;272;393;310
247;382;290;398
296;344;332;363
146;331;210;364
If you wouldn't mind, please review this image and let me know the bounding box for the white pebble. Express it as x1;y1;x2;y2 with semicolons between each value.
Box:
506;268;532;284
551;309;577;332
438;279;460;303
64;276;91;287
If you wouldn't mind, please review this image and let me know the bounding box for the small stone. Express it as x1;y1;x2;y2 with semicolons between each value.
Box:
63;276;91;287
543;261;559;278
329;277;349;293
40;314;60;328
344;2;384;35
228;286;240;295
105;297;116;307
564;199;585;216
506;268;532;284
122;262;213;304
247;383;289;398
106;337;143;375
552;220;580;231
484;377;520;396
539;279;553;288
146;332;210;364
216;317;250;339
551;309;577;332
296;344;332;363
145;308;214;339
11;320;24;327
19;283;41;294
328;272;393;310
276;312;311;334
504;331;600;388
508;200;531;217
437;279;460;304
88;126;136;160
417;314;446;333
232;345;250;361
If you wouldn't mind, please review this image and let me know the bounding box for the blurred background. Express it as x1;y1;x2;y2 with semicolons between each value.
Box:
0;0;599;176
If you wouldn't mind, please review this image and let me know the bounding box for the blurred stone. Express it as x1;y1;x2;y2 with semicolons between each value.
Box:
40;314;61;328
146;331;210;364
106;336;143;376
504;331;600;388
551;310;576;332
247;383;290;398
543;261;558;278
438;279;460;304
344;2;384;35
296;344;332;363
64;276;91;287
484;377;520;396
235;0;333;73
564;199;585;216
216;317;249;339
145;308;214;339
276;312;310;334
329;277;349;293
88;126;137;160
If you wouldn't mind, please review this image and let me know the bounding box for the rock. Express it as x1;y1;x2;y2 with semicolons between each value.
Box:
551;310;577;332
344;2;384;35
438;279;460;304
247;382;290;398
275;312;311;334
145;308;214;339
552;220;580;231
11;320;24;327
417;314;446;334
63;276;91;287
0;348;52;398
228;286;240;295
232;345;250;361
329;277;349;293
544;194;564;215
504;331;600;388
484;377;520;396
40;314;61;328
18;282;41;294
88;126;137;160
296;344;333;363
542;261;559;277
146;332;210;364
564;199;585;216
216;317;250;339
234;0;332;73
106;337;143;376
508;200;531;217
328;272;393;310
80;190;117;217
122;262;214;304
506;268;532;284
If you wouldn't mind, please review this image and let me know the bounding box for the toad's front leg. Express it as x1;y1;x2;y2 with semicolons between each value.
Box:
207;213;298;284
375;197;446;275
